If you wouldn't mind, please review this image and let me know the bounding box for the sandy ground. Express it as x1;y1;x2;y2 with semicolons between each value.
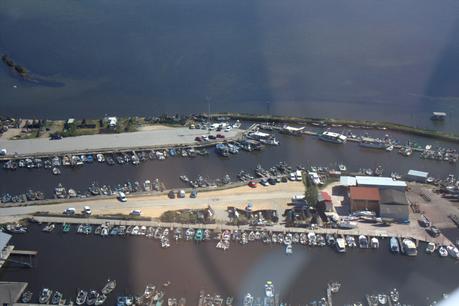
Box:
0;128;21;140
136;125;175;131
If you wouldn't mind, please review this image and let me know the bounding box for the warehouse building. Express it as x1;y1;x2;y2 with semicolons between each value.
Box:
355;176;407;191
379;189;409;222
349;187;380;213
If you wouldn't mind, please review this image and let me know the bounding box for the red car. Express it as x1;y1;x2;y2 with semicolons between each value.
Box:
248;181;257;188
216;134;225;139
194;136;202;142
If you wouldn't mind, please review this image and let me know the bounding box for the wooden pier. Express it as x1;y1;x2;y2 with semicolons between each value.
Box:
11;250;38;256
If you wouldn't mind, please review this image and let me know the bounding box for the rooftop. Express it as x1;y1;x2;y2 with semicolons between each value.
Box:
349;187;380;201
355;176;407;188
340;176;357;186
380;189;409;206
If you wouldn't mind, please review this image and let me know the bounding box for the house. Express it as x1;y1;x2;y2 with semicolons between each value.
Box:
349;187;380;213
318;191;333;212
379;189;409;222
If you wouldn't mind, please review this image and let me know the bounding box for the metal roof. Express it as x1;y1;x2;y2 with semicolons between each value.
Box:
380;189;409;205
355;176;407;187
407;170;429;178
340;176;357;186
0;232;11;251
350;187;381;201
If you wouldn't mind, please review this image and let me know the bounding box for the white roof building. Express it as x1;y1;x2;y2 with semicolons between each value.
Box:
355;176;407;190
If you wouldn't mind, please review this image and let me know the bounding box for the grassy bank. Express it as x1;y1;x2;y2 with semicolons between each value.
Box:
214;112;459;143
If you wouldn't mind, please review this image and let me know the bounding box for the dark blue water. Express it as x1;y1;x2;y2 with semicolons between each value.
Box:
1;0;459;131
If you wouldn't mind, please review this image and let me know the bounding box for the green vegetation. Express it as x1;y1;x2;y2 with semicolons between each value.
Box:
214;112;459;143
304;174;318;207
160;209;215;224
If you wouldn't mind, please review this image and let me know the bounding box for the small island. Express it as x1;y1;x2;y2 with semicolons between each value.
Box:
1;54;29;78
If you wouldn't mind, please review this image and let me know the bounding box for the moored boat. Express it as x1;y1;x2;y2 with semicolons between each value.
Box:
39;288;52;304
101;279;116;294
76;290;87;305
390;237;400;253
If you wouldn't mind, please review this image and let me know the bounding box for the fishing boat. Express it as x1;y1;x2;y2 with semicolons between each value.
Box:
101;279;116;294
285;244;292;254
95;294;107;306
447;245;459;259
335;238;346;253
426;242;436;254
243;293;254;306
62;223;71;233
345;236;356;247
265;281;274;297
370;237;380;248
402;239;417;256
194;229;204;241
390;237;400;253
87;290;99;306
42;223;55;232
439;246;448;257
39;288;52;304
319;131;347;144
52;167;61;175
378;294;387;305
215;143;230;157
358;235;369;248
359;138;387;150
51;291;63;305
390;289;399;303
21;291;33;303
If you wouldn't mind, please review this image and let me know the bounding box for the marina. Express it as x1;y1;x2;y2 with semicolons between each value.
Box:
1;223;458;306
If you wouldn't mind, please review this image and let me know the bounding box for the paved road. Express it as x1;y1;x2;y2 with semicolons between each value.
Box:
0;127;243;157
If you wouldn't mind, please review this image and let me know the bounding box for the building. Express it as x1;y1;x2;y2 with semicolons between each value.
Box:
379;189;409;222
318;191;333;212
340;176;357;187
355;176;407;191
349;187;380;213
406;170;429;182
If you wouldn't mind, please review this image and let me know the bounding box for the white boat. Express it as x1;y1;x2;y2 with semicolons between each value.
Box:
345;236;356;247
438;246;448;257
307;232;317;246
390;237;400;253
243;293;254;306
319;131;347;144
337;220;357;229
378;294;387;305
447;245;459;259
335;238;346;253
425;242;436;254
370;237;379;248
338;164;347;172
265;281;274;297
358;235;369;248
402;239;417;256
285;244;292;255
386;145;394;152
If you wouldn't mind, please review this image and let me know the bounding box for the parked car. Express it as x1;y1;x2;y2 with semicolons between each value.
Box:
168;190;176;199
248;181;257;188
194;136;202;142
177;190;186;198
268;177;277;185
208;135;216;140
190;189;198;198
118;191;127;202
130;210;141;216
216;134;225;139
82;206;92;215
426;226;441;237
63;207;76;215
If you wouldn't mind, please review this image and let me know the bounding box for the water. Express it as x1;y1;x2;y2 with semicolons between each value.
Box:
1;129;457;197
1;0;459;132
1;224;458;306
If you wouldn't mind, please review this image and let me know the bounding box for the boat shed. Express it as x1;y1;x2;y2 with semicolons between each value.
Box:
318;191;333;212
340;176;357;187
406;170;429;182
355;176;407;191
379;189;409;222
349;187;380;213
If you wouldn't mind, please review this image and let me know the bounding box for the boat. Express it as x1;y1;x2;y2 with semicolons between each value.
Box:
386;145;394;152
215;144;230;157
439;246;448;257
447;245;459;259
95;294;107;306
338;164;347;172
345;236;356;247
370;237;379;248
21;291;33;303
51;291;63;305
243;293;254;306
390;237;400;253
390;289;399;303
285;244;292;254
426;242;436;254
358;235;369;248
378;294;387;305
42;223;55;232
337;220;357;229
87;290;99;306
265;281;274;297
402;239;417;256
318;131;347;144
39;288;52;304
101;279;116;294
52;167;61;175
359;137;387;150
335;238;346;253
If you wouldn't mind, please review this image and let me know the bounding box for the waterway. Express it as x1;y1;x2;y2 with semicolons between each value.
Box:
0;128;457;198
1;224;458;305
1;0;459;132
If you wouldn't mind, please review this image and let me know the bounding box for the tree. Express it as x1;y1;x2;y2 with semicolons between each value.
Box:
304;175;318;207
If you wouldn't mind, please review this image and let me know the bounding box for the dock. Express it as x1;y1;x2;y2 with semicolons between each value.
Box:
10;250;38;256
0;282;28;305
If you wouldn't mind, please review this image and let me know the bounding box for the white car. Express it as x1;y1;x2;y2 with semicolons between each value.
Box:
118;191;127;202
82;206;92;215
63;208;76;215
224;126;232;132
